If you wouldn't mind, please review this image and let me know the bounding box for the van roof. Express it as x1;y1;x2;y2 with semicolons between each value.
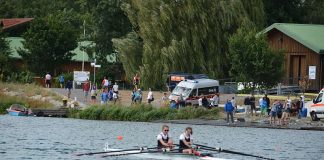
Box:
177;79;219;88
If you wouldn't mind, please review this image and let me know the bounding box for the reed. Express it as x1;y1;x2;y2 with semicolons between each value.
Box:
69;104;220;122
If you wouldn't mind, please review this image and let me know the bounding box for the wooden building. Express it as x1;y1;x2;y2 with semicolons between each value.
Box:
263;23;324;91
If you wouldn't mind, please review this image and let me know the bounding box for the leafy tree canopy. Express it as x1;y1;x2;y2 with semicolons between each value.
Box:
228;21;285;91
18;10;79;75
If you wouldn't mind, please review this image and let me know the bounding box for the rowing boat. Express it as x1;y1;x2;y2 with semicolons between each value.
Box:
103;148;233;160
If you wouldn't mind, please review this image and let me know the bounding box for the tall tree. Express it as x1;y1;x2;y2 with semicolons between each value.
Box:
112;31;143;82
302;0;324;24
0;31;11;80
18;11;79;75
263;0;305;25
228;21;284;90
121;0;265;89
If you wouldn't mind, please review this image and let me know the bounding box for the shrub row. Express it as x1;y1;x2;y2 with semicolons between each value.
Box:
69;104;221;122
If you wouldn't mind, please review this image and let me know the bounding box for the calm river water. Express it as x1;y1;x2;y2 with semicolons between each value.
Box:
1;115;323;160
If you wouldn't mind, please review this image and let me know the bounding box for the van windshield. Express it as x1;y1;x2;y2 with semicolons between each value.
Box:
172;86;191;97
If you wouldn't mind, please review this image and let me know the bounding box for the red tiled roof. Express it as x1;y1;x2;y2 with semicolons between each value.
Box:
0;18;33;30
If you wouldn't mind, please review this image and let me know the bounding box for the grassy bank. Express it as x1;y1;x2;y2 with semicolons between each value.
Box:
69;104;221;122
0;82;56;114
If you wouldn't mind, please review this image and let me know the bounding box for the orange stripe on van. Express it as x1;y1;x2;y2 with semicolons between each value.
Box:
311;103;324;107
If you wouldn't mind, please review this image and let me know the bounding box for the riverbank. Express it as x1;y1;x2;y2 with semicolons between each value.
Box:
1;82;323;131
154;116;324;131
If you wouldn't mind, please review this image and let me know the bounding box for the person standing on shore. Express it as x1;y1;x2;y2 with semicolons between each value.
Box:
157;125;173;149
101;88;108;104
82;79;90;102
264;94;271;116
282;95;291;125
113;82;119;94
147;88;154;104
161;92;168;107
102;76;109;89
250;94;256;116
225;99;235;124
212;93;219;107
65;79;73;99
45;72;51;88
243;96;251;116
58;74;64;88
90;84;97;103
133;73;140;90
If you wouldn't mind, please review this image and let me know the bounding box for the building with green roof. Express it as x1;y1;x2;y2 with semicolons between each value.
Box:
262;23;324;90
6;37;116;75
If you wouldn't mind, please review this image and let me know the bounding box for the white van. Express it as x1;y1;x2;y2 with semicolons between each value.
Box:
309;88;324;120
168;79;219;106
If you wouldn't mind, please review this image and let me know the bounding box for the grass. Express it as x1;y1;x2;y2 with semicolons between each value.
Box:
0;82;55;114
69;104;221;122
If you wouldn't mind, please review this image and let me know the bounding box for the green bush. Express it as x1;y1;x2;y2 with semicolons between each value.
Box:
69;105;220;122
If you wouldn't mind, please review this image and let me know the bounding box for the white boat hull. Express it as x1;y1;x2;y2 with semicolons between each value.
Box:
103;149;233;160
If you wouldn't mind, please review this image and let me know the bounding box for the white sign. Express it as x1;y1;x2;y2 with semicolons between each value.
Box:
309;66;316;79
73;71;90;82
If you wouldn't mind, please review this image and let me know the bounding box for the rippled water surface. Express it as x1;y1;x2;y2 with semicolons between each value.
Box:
1;115;324;160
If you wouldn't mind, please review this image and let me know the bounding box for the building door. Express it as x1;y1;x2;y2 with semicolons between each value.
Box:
290;55;306;85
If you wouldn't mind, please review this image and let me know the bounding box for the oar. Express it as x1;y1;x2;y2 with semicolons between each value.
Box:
195;144;275;160
75;147;158;156
101;148;179;158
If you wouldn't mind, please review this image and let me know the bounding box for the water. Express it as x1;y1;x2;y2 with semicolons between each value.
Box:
1;115;324;160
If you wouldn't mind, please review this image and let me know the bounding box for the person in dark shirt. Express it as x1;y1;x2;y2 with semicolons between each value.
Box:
264;94;270;116
250;94;256;116
202;96;209;108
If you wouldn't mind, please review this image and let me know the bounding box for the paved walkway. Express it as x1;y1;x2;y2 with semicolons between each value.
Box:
51;88;235;108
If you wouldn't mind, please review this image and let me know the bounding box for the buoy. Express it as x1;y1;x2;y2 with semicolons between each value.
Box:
117;136;123;140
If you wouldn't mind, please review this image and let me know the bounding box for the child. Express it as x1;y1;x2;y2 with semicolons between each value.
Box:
113;92;118;104
90;84;97;103
101;89;108;104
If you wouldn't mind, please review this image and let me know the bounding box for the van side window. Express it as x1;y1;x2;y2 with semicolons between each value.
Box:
198;86;219;96
189;89;197;97
315;93;323;103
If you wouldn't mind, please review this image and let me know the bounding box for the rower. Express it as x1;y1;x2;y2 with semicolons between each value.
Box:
179;127;200;155
157;125;173;149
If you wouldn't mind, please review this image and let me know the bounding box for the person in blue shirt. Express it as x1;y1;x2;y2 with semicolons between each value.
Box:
224;99;235;124
59;75;64;88
101;89;109;104
108;88;114;101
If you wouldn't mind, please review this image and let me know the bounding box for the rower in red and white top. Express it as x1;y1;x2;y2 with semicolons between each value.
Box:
157;125;173;149
179;127;200;156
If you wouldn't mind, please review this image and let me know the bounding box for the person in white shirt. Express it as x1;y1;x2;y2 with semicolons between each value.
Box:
147;88;154;104
212;93;219;107
113;92;118;104
45;73;51;88
157;125;173;149
113;82;119;94
179;127;200;155
198;96;203;106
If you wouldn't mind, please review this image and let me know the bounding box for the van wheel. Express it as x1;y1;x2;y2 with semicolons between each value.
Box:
186;103;192;106
310;111;319;121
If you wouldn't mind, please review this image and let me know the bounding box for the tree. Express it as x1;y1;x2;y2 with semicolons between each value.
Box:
302;0;324;24
228;21;284;91
18;11;79;75
112;31;143;82
263;0;305;25
0;31;11;81
120;0;266;89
